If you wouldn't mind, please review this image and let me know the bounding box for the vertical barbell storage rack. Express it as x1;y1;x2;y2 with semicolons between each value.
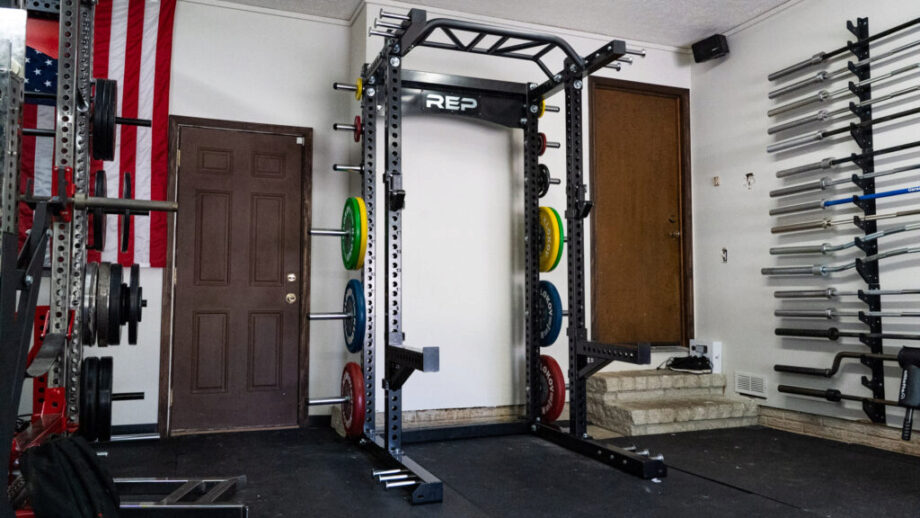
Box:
351;8;666;505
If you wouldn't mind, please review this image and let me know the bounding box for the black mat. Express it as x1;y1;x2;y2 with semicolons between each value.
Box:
607;426;920;518
99;426;918;517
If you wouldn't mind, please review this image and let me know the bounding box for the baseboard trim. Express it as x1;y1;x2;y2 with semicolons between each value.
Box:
759;406;920;457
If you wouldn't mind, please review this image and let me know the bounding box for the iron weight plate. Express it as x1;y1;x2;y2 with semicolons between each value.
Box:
342;279;366;354
539;355;566;423
127;264;141;344
538;132;547;156
79;357;99;442
340;197;362;270
340;362;366;438
96;263;112;347
106;264;123;345
96;357;113;442
536;164;551;198
91;79;117;161
82;262;98;345
537;281;563;347
549;207;565;271
120;172;132;254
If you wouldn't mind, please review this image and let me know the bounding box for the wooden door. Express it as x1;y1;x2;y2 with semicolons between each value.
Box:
590;78;692;345
168;121;310;434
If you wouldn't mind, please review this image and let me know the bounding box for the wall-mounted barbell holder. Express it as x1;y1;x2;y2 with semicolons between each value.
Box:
775;139;920;178
767;62;920;117
769;222;920;255
775;352;899;378
775;288;920;299
769;162;920;198
775;327;920;341
767;105;920;153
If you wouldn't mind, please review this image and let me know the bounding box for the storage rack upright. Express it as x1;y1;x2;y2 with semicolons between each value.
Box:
345;8;666;504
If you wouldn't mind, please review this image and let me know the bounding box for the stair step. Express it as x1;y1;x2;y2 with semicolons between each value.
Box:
587;369;725;399
588;395;759;437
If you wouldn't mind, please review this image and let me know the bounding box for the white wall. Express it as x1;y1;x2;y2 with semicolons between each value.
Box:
691;0;920;423
106;0;692;424
359;1;692;412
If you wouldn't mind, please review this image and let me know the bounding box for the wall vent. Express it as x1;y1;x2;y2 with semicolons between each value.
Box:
734;371;767;398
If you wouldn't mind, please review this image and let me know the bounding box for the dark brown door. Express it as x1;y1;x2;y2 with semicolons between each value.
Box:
170;124;307;434
590;78;692;345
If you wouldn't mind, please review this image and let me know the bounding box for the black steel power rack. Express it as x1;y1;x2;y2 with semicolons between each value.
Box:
342;8;666;504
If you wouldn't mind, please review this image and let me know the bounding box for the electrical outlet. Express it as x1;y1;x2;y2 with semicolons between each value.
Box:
689;339;723;373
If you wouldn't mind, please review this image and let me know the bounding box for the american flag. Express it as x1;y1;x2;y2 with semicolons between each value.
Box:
20;0;176;267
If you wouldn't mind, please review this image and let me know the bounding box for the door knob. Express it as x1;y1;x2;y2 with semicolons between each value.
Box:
669;231;681;239
285;293;297;304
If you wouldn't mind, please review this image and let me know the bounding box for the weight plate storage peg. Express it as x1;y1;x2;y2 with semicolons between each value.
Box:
539;355;566;423
538;206;563;272
340;362;366;438
96;357;114;442
536;281;563;347
340;197;368;270
342;279;367;353
79;357;100;442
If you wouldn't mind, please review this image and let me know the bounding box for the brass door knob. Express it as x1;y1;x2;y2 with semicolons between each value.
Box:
285;293;297;304
669;231;681;239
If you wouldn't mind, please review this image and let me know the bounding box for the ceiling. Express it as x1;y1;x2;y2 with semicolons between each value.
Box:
217;0;797;48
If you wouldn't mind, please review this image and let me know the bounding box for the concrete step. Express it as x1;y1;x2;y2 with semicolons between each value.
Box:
588;395;759;437
587;369;726;401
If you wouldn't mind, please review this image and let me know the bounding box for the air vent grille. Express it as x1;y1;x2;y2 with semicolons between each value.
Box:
735;371;767;398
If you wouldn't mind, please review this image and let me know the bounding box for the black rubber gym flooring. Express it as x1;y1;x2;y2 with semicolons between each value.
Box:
100;425;920;517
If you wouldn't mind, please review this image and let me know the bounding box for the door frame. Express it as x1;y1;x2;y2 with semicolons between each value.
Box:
588;77;694;346
158;116;313;436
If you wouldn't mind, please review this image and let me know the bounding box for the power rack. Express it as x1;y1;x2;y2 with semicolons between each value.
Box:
338;8;667;504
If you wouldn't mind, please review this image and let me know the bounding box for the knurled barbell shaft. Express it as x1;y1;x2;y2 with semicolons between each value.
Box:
308;396;351;406
310;229;349;237
309;312;353;320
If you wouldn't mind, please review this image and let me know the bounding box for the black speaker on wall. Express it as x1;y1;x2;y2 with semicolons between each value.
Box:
692;34;729;63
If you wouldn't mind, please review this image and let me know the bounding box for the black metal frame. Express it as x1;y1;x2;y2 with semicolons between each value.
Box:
352;9;665;505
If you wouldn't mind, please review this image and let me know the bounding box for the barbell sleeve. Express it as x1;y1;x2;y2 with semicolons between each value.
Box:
776;157;834;178
768;71;830;99
774;289;836;299
767;131;824;153
771;219;834;234
767;109;834;135
776;327;837;339
775;309;837;319
769;199;825;216
768;53;827;81
768;89;832;117
769;178;829;198
761;265;823;276
769;244;830;255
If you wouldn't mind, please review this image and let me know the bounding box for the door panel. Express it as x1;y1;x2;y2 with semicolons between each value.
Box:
171;126;304;433
591;80;691;345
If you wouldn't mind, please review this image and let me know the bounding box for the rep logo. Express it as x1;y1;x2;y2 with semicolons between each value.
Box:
425;93;478;112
